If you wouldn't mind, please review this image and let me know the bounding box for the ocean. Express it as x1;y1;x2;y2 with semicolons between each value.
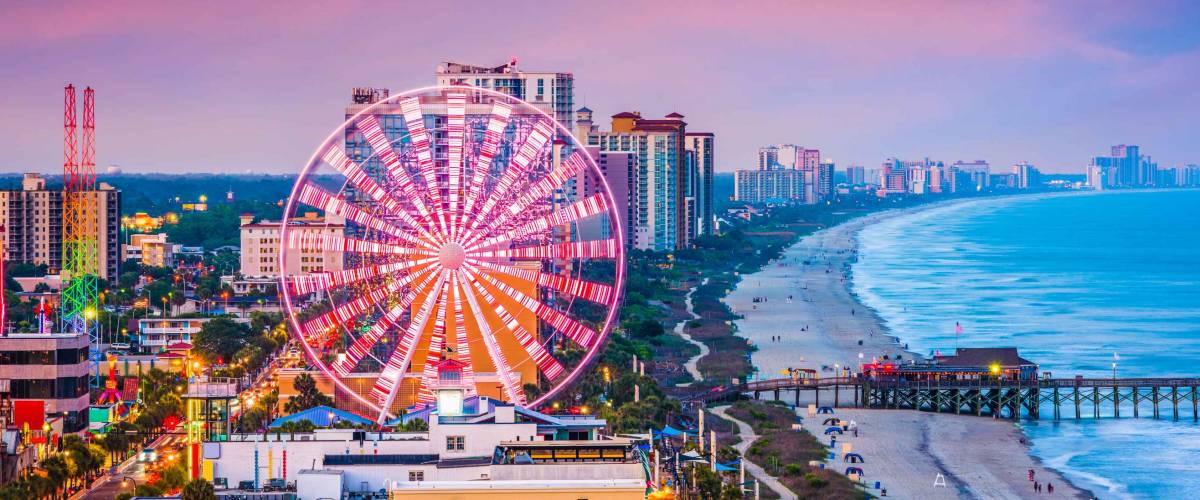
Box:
851;189;1200;499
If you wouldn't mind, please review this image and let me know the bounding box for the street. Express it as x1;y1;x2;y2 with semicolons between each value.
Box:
79;434;187;499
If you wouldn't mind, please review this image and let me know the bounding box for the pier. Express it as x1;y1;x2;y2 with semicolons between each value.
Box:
688;347;1200;421
689;375;1200;421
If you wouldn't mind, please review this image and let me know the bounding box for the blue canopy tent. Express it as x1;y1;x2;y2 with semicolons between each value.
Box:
845;466;865;476
269;405;373;428
715;462;739;472
844;453;865;463
823;426;844;435
817;406;835;414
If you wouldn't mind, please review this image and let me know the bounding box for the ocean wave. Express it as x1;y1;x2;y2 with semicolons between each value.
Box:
853;190;1200;498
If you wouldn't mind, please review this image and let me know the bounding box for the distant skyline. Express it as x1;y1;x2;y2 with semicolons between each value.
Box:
1;0;1198;175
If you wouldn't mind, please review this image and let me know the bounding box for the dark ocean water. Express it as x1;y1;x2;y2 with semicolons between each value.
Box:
852;190;1200;499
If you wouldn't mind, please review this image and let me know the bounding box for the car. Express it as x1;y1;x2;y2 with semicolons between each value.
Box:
110;342;132;350
139;448;157;462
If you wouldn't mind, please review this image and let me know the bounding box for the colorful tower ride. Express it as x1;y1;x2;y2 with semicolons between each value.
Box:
61;84;101;386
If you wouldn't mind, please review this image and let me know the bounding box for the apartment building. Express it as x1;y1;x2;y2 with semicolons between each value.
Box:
239;212;345;279
0;173;120;282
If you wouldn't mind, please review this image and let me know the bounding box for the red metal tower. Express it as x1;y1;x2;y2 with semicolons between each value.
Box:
62;84;101;385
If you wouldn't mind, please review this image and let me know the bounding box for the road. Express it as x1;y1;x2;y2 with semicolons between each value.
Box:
79;434;188;499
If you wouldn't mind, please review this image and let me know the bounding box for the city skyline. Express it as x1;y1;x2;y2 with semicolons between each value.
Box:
2;0;1200;175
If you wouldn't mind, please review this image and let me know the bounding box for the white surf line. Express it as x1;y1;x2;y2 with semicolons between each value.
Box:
675;278;709;387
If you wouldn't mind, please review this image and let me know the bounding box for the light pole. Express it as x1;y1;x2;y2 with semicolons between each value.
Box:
1112;352;1119;382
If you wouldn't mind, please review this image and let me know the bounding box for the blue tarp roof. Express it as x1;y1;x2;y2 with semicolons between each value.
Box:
269;405;372;428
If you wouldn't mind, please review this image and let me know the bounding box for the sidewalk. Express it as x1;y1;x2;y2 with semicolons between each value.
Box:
711;405;798;500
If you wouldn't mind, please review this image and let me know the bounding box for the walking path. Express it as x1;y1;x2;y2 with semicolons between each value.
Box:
674;278;709;387
711;405;798;500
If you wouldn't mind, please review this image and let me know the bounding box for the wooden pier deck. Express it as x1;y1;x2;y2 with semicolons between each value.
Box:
688;376;1200;421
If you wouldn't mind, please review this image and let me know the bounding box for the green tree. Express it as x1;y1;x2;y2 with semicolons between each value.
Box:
283;373;333;414
193;317;252;363
181;478;216;500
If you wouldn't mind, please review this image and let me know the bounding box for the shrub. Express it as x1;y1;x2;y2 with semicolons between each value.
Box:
804;473;828;489
785;463;803;476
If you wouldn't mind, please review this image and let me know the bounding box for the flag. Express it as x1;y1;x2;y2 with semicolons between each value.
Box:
955;322;963;335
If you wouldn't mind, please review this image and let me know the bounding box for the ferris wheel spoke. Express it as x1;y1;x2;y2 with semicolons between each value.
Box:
470;260;616;306
458;270;526;405
469;193;610;253
461;268;565;380
446;93;466;241
461;150;589;248
286;231;431;258
399;97;449;238
463;262;599;350
332;266;439;376
297;183;437;252
462;101;513;226
468;119;554;234
371;270;449;414
449;274;477;391
299;273;411;346
289;257;435;295
356;114;436;224
416;280;452;403
470;238;620;261
321;146;441;245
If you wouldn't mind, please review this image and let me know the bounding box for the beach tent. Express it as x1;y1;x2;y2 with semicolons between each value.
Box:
817;406;835;414
823;426;844;435
679;451;707;462
822;418;841;426
715;462;739;472
844;453;865;463
845;466;865;476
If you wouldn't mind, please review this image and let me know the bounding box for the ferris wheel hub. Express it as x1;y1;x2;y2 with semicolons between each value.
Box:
438;242;466;270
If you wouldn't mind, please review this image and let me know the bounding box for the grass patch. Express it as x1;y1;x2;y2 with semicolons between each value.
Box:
726;401;867;499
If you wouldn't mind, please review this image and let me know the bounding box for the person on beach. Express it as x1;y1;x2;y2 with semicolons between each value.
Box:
1047;483;1053;494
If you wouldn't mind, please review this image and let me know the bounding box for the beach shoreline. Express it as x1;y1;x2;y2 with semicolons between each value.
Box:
722;194;1094;499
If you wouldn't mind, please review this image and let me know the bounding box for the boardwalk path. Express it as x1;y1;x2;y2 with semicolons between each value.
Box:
674;278;709;387
711;405;798;500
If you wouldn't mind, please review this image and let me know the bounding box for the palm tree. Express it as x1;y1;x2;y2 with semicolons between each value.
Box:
42;455;69;499
180;478;216;500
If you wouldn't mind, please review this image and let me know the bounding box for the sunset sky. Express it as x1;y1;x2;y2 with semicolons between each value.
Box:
2;0;1198;174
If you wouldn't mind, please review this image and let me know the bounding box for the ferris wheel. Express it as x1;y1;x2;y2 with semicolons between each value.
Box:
279;86;625;424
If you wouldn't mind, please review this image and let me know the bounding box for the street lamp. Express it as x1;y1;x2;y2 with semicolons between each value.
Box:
1112;352;1119;381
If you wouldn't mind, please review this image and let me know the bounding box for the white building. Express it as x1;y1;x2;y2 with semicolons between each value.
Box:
205;400;643;498
686;132;715;236
239;212;344;279
136;317;213;349
123;233;179;267
435;59;575;131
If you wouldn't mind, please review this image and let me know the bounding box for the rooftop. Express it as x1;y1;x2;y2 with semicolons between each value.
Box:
934;348;1036;367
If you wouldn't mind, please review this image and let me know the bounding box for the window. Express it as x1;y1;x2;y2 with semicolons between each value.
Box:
446;435;464;451
408;471;424;481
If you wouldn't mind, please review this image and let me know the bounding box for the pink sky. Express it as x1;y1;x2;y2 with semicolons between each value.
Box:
1;0;1197;174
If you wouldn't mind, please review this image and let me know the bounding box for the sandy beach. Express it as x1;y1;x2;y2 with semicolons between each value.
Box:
723;200;1091;499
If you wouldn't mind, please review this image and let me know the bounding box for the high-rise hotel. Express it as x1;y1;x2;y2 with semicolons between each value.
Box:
0;173;120;282
576;110;698;251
